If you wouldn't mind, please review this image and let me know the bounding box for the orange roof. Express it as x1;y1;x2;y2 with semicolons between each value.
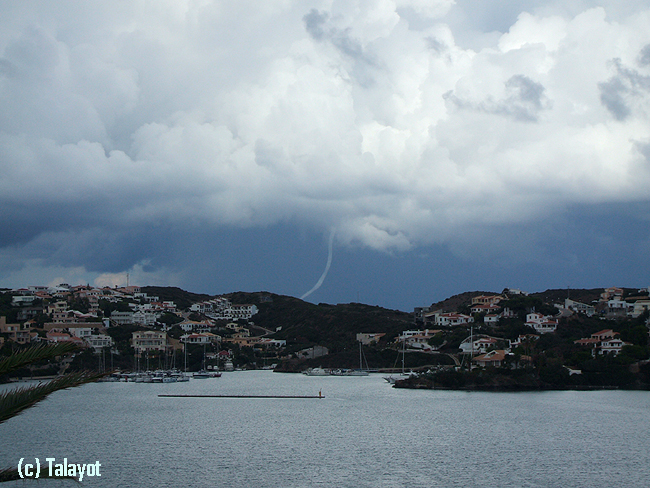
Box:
592;329;617;336
574;338;599;345
473;350;507;362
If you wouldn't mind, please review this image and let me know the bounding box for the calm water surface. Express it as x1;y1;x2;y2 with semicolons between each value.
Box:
2;371;649;487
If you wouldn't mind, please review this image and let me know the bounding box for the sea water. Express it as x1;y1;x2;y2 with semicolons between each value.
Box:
1;371;649;487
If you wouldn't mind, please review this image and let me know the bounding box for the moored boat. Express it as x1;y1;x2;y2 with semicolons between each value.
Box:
303;367;329;376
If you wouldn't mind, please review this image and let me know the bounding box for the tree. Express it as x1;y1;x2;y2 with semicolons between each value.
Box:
0;342;106;482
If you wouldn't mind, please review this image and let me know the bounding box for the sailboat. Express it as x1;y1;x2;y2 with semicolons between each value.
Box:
344;341;369;376
193;344;211;378
177;338;191;381
384;336;409;384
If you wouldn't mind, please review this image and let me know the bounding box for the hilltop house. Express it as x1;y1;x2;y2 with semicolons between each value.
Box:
473;350;507;368
111;311;135;326
84;334;114;351
472;349;531;368
574;329;630;356
405;330;442;351
600;338;631;355
435;313;474;327
510;334;539;349
632;300;650;318
190;297;258;321
0;316;31;344
179;319;214;333
525;312;558;334
459;336;505;354
180;332;221;346
132;330;170;355
471;295;505;306
564;298;596;317
601;287;624;301
46;330;84;346
470;303;501;315
607;298;634;316
356;333;386;345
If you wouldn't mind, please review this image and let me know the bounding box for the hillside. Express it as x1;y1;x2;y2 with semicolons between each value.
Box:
430;288;614;312
225;292;413;354
430;291;497;311
141;286;211;310
529;288;602;305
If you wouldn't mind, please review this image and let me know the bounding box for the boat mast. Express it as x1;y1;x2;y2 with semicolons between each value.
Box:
359;341;362;370
470;326;473;371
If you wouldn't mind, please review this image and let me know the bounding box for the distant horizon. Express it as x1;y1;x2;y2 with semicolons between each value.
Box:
3;281;647;313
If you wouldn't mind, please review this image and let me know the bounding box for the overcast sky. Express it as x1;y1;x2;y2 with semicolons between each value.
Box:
1;0;650;310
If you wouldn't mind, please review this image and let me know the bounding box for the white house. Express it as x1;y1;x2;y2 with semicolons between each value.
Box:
132;330;169;354
111;311;134;326
470;303;501;314
632;300;650;318
600;338;631;356
564;299;596;317
85;334;114;351
356;333;386;345
607;299;633;315
257;338;287;348
405;331;441;351
484;314;499;325
398;329;439;341
133;310;158;326
510;334;539;348
459;336;502;354
69;327;93;339
230;304;258;319
435;313;474;327
180;332;220;346
179;320;214;332
525;312;558;334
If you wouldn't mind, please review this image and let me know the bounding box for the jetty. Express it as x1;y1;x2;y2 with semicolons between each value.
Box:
159;392;324;399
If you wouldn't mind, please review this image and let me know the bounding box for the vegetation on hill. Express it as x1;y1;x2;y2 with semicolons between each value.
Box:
430;291;493;311
141;286;211;310
227;292;413;354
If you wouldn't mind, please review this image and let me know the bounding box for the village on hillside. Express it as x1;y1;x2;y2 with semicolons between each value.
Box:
1;284;649;389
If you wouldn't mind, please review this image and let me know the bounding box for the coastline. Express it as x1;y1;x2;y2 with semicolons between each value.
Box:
393;372;650;392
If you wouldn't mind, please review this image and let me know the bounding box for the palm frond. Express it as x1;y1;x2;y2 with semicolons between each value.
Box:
0;468;18;482
0;370;107;424
0;466;80;483
0;342;80;376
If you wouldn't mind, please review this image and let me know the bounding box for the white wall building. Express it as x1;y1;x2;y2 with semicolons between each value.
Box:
525;312;558;334
85;334;114;351
435;313;474;327
111;311;134;326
